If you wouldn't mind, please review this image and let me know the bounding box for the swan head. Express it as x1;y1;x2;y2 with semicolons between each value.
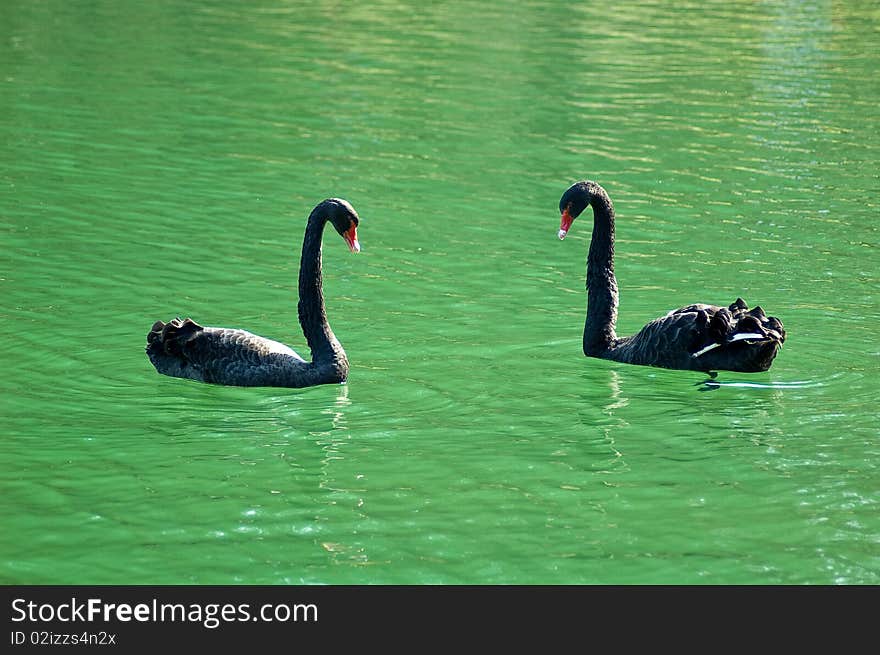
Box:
320;198;361;253
557;181;596;239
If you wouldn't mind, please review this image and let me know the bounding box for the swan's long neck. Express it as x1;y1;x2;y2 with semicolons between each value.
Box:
298;210;348;371
584;184;619;356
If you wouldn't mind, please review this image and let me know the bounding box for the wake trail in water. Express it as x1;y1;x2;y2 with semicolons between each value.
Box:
698;378;823;391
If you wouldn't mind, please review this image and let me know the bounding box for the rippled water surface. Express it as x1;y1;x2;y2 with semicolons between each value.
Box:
2;1;878;584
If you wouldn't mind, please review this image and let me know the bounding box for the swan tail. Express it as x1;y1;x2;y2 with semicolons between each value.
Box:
689;299;785;371
146;317;208;380
147;317;204;356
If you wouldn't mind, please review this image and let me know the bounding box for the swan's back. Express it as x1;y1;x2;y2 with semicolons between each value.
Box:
609;298;785;373
145;318;332;387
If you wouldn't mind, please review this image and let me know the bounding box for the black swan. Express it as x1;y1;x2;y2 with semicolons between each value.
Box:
146;198;361;387
557;180;785;373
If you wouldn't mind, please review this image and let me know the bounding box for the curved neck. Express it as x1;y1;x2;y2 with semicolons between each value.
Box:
584;184;619;355
298;209;347;369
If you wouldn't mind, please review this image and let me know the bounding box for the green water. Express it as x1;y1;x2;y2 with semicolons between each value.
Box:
1;0;878;584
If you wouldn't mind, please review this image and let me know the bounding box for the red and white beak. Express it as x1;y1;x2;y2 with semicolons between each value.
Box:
343;225;361;253
558;208;574;240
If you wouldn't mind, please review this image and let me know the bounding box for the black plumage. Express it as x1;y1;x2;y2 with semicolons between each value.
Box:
146;198;361;387
557;180;785;373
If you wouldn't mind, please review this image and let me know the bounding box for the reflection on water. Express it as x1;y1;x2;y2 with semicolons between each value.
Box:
598;370;628;472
